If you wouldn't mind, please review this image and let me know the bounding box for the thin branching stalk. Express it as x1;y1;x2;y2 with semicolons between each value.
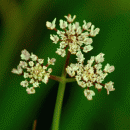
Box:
49;75;76;83
49;75;63;82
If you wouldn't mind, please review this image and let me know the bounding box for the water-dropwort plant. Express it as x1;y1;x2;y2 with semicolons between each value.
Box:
11;14;115;130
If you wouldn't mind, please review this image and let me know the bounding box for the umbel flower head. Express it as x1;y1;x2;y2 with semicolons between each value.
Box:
11;49;56;94
66;52;115;100
46;14;100;57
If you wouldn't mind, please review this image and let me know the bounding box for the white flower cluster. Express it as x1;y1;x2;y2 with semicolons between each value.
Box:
46;14;100;57
11;49;56;94
66;52;115;100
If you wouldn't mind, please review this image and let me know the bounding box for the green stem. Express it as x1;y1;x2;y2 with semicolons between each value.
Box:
51;51;71;130
65;78;76;83
51;77;66;130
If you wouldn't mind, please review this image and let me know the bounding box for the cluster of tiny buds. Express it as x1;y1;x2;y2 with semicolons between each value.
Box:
11;49;56;94
46;14;100;57
66;52;115;100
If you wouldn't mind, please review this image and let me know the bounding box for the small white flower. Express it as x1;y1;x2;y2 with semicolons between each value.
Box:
64;14;76;23
80;32;89;38
36;63;40;67
68;23;76;33
70;63;79;71
104;63;115;73
95;83;103;89
94;63;102;70
33;81;39;88
60;41;68;49
11;65;23;74
59;20;68;29
20;80;29;87
38;76;42;81
77;81;86;88
57;30;65;36
83;45;93;53
26;87;35;94
95;53;105;63
87;56;95;65
75;75;81;81
91;75;97;82
101;72;108;79
88;67;94;74
43;66;47;70
105;81;115;95
17;66;23;74
11;68;18;74
66;66;75;77
38;59;44;64
76;51;85;63
74;22;80;29
86;81;93;87
20;49;30;61
19;61;27;68
83;75;89;82
27;67;31;72
50;34;59;44
90;25;100;36
42;74;49;84
30;53;38;61
56;48;66;57
46;18;56;30
96;76;103;83
29;61;34;67
84;38;93;45
24;72;29;78
84;89;95;100
30;78;35;84
48;58;56;65
84;63;91;70
76;26;82;35
48;68;52;73
68;42;80;54
96;69;102;75
82;20;91;30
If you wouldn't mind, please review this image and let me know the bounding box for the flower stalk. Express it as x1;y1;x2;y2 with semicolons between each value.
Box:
51;50;71;130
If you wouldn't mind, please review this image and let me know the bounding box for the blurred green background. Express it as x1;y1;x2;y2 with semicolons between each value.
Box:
0;0;130;130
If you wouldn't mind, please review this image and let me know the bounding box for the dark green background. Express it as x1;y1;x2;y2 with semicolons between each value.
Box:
0;0;130;129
